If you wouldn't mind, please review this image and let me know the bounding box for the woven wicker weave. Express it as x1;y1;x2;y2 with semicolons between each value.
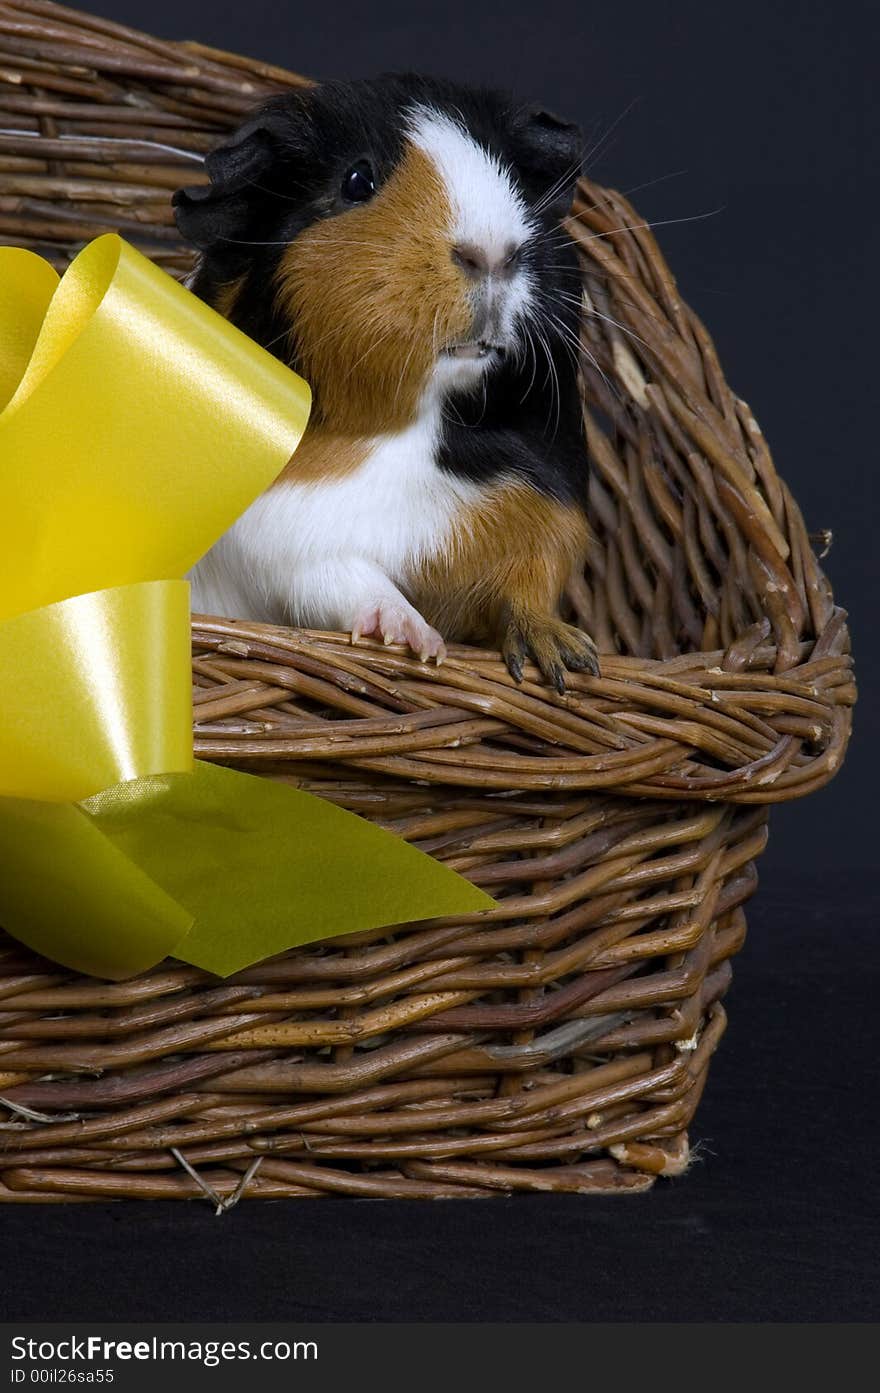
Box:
0;0;854;1201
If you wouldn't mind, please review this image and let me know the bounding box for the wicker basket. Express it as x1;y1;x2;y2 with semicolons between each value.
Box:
0;0;854;1202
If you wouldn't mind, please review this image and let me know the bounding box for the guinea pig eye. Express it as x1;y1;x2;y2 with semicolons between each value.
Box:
341;159;376;203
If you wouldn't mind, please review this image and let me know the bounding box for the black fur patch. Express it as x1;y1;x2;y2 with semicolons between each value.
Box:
437;227;586;503
174;73;588;503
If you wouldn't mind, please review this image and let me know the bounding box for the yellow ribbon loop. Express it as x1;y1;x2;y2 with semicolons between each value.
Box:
0;581;192;804
0;236;492;980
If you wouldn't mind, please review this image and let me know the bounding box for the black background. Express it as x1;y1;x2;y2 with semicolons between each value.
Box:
2;0;877;1324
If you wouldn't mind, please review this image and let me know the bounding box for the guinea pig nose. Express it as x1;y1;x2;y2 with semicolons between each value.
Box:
451;242;491;279
452;242;524;280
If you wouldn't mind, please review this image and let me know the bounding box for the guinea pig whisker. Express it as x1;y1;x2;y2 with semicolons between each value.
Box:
239;174;314;202
515;324;540;407
531;319;554;391
541;305;619;406
567;205;727;249
544;312;583;366
333;307;424;396
620;168;688;199
213;234;396;253
3;127;205;163
579;344;621;407
553;278;668;333
444;372;490;429
545;313;601;373
542;283;582;310
508;326;530;376
216;236;298;247
259;328;297;359
539;265;589;279
529;221;573;239
581;97;641;176
528;315;562;441
539;307;579;368
392;338;419;413
325;333;394;402
551;288;586;307
297;236;406;254
527;98;641;227
553;289;653;354
547;338;563;442
526;225;580;252
530;154;588;219
531;203;723;275
285;283;400;361
547;244;712;336
524;322;538;380
288;316;396;400
582;308;652;356
441;398;467;428
527;327;546;412
347;326;397;379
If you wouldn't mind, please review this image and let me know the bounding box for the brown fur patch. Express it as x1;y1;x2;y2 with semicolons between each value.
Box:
410;483;590;644
211;277;244;319
275;145;473;433
275;426;370;485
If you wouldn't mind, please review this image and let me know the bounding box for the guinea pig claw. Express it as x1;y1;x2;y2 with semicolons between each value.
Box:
502;612;600;691
350;598;445;667
559;635;601;678
501;626;527;684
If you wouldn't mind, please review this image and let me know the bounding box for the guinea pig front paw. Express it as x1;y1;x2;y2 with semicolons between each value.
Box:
351;598;447;665
502;611;600;694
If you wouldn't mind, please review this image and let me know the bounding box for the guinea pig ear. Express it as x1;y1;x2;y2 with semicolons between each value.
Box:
173;122;279;252
517;105;584;217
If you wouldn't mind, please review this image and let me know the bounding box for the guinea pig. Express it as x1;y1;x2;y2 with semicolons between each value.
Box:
174;73;599;692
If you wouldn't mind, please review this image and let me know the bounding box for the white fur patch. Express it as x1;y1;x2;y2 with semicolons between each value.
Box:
189;392;483;628
406;105;534;354
406;106;534;260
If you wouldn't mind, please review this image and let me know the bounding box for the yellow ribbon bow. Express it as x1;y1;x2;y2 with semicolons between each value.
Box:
0;235;491;980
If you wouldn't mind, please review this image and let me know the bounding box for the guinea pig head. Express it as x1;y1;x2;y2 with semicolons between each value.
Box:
174;76;584;433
